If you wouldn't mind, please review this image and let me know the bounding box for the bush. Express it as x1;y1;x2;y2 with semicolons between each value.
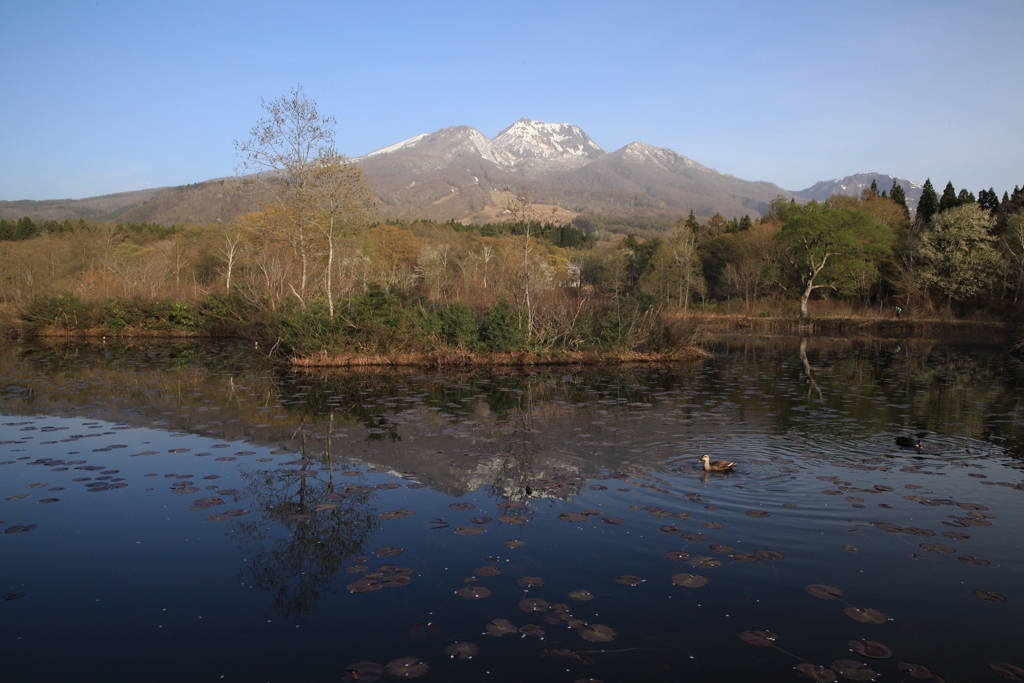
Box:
480;299;526;352
436;302;479;350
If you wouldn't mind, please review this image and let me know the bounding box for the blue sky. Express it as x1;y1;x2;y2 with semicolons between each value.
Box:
2;0;1021;202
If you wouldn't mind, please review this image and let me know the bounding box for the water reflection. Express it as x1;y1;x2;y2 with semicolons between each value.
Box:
2;338;1023;682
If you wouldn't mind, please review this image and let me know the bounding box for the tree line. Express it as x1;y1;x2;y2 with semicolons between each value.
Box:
4;86;1022;356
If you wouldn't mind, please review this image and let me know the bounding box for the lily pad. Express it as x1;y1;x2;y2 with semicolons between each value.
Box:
384;656;428;679
671;573;708;588
739;629;778;646
576;623;617;643
485;618;518;636
843;607;888;624
805;584;843;600
444;641;479;660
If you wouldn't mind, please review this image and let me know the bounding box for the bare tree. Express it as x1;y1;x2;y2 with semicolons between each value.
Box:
234;86;375;314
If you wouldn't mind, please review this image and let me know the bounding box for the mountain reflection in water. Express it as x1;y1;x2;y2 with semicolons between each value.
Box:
1;338;1022;683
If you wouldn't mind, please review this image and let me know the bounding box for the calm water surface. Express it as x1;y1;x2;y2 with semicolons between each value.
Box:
1;338;1022;683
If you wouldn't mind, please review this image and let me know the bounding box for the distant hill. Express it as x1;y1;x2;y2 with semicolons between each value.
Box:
793;172;923;208
4;121;924;231
0;187;169;222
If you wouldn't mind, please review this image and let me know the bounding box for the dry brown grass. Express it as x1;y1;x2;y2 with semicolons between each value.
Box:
290;346;711;368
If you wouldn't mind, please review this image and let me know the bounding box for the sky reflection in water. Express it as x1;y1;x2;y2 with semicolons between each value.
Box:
1;338;1023;683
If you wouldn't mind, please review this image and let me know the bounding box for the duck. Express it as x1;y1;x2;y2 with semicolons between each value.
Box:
700;454;736;472
895;436;923;449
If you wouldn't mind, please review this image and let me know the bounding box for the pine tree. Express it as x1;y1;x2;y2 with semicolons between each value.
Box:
869;179;879;197
684;209;700;232
917;179;939;225
890;180;910;219
957;188;975;206
939;181;959;213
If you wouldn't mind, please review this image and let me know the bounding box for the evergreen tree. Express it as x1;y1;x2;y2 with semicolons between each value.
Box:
957;188;975;206
917;179;939;225
869;179;879;197
939;181;959;213
889;181;910;219
978;188;1000;214
684;209;700;232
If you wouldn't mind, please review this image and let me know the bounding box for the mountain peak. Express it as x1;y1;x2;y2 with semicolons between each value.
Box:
492;119;605;169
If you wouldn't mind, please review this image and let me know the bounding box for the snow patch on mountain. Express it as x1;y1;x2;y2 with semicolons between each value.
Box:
618;142;712;173
493;118;605;169
363;133;430;158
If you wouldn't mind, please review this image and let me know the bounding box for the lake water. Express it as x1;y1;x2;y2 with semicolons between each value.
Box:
1;338;1022;683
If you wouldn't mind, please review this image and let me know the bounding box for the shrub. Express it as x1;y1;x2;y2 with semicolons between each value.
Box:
436;302;479;350
480;299;526;352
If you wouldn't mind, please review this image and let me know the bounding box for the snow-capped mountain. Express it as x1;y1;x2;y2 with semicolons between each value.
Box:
492;118;605;171
8;118;924;228
794;173;923;207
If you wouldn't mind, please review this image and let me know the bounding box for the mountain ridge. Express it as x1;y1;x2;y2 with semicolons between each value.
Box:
2;119;923;227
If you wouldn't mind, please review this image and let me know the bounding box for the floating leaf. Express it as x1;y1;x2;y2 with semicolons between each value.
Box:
849;640;892;659
680;532;707;542
659;525;681;534
485;618;518;636
665;551;692;561
830;659;878;681
600;517;624;525
974;590;1007;602
517;576;544;588
746;510;771;518
341;661;383;683
379;509;415;520
568;589;594;601
805;584;843;600
709;544;735;554
615;575;645;586
702;522;725;529
919;543;955;554
519;623;545;638
373;546;404;558
456;586;491;599
519;597;550;612
990;661;1024;680
671;573;709;588
504;540;526;548
559;512;588;522
384;656;428;679
469;516;492;524
474;566;502;577
2;592;27;601
754;549;785;560
731;550;761;563
958;555;990;566
449;502;475;511
346;578;383;593
444;641;479;659
454;525;486;536
5;524;38;534
577;623;616;643
739;630;778;646
897;662;935;679
795;663;837;682
499;515;528;525
844;607;888;624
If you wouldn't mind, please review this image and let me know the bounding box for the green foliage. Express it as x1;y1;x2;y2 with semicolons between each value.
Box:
479;299;526;352
917;179;939;225
436;302;479;350
889;181;910;220
774;197;893;317
939;182;959;213
917;204;1003;304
